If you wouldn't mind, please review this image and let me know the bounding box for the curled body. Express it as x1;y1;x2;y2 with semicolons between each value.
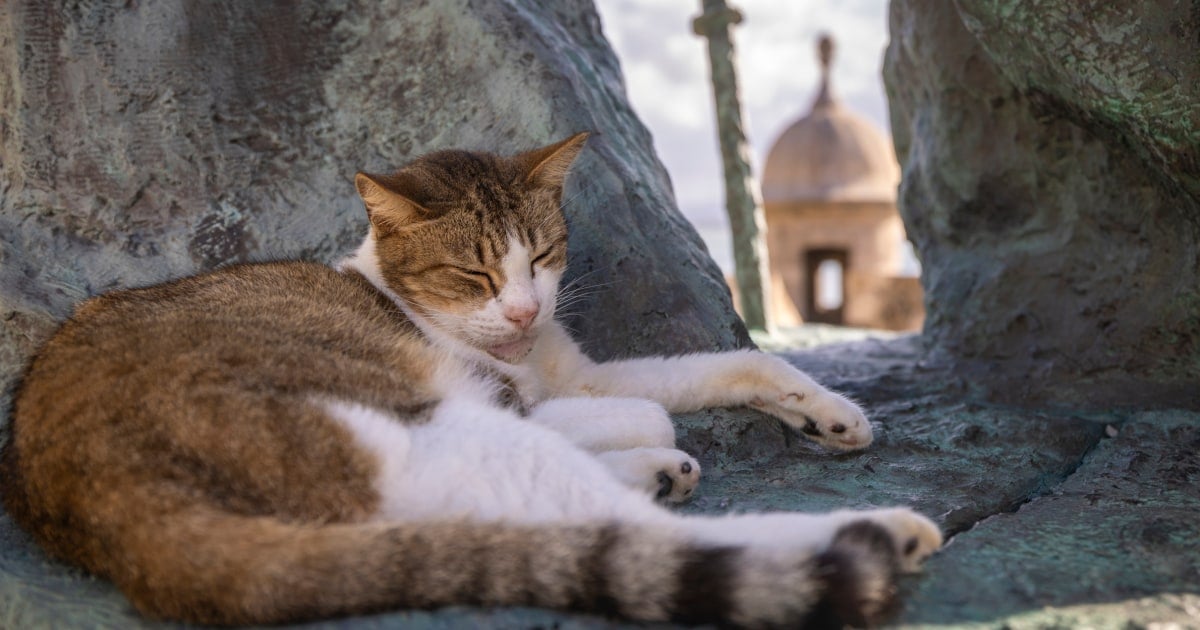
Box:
2;133;941;628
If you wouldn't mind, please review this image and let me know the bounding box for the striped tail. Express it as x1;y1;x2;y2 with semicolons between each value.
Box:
82;506;901;628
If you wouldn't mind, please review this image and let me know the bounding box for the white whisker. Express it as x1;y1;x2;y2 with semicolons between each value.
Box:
558;183;593;213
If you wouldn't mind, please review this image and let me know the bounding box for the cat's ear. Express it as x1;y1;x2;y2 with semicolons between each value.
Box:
354;172;430;234
519;131;591;189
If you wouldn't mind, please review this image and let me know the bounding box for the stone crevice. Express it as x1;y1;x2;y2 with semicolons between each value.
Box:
939;417;1110;543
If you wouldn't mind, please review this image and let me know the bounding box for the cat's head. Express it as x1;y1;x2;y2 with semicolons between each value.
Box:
352;132;589;363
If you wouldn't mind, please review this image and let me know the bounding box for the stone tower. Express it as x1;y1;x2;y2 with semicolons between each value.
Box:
761;35;922;330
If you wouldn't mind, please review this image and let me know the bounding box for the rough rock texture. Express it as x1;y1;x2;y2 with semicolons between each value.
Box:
0;0;747;419
884;0;1200;408
901;409;1200;626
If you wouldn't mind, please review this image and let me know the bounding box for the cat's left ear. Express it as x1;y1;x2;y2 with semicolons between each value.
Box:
519;131;591;189
355;172;431;235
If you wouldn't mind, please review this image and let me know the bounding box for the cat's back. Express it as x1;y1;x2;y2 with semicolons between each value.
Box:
34;261;427;392
64;260;402;352
20;261;446;425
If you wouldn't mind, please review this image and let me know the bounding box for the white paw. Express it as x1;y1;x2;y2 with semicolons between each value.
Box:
748;355;873;448
861;507;943;572
596;447;701;504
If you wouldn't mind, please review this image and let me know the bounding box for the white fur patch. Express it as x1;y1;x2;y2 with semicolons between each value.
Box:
526;397;675;451
322;395;666;524
335;228;386;288
497;235;539;321
319;399;413;518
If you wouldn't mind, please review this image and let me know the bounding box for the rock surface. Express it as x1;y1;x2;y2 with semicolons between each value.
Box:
901;409;1200;627
0;0;747;418
884;0;1200;408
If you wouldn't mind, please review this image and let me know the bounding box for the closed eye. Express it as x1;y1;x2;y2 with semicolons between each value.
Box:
530;251;551;273
458;268;498;296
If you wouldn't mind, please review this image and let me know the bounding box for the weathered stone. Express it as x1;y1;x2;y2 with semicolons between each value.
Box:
884;0;1200;409
0;0;748;421
899;410;1200;627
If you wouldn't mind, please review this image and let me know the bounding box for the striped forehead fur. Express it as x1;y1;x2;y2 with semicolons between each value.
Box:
367;147;570;317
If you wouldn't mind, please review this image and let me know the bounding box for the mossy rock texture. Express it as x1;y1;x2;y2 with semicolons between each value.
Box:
885;0;1200;408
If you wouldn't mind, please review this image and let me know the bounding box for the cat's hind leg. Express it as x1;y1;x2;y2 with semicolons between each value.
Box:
526;397;700;503
312;398;938;626
323;397;669;523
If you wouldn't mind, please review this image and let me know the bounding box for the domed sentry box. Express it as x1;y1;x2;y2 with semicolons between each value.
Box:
761;35;922;331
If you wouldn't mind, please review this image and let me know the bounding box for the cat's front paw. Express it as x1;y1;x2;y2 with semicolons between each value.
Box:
596;447;701;504
752;389;872;451
740;354;872;451
860;507;943;572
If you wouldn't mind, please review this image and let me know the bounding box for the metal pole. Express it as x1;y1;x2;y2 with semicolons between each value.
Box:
692;0;773;332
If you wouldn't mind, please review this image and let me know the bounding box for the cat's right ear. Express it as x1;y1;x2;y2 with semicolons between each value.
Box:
354;172;429;235
520;131;591;190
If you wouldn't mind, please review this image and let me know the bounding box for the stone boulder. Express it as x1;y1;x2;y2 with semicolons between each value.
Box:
884;0;1200;408
0;0;747;419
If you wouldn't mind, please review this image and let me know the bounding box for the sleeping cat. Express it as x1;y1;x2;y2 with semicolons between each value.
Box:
1;132;941;628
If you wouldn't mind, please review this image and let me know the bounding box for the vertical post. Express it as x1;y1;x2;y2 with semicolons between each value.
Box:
693;0;773;333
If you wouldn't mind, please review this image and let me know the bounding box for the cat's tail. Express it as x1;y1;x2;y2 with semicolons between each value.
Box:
101;506;900;628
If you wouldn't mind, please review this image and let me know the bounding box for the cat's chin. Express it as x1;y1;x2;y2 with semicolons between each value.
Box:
484;337;536;363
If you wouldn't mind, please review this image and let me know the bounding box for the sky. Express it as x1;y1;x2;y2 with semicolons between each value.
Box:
592;0;893;272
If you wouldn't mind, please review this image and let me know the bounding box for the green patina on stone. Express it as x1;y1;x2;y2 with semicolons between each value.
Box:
900;411;1200;627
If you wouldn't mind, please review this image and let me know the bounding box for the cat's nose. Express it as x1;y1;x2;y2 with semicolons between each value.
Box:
503;303;539;330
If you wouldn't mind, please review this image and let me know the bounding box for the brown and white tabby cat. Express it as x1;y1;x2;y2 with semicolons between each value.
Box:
1;133;941;628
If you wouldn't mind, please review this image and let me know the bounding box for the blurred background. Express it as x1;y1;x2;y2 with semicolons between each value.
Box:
595;0;922;330
594;1;891;268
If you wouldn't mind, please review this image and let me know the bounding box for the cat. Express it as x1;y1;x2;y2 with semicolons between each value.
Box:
1;132;941;628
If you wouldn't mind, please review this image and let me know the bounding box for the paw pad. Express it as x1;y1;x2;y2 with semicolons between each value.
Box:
867;509;944;572
655;471;673;498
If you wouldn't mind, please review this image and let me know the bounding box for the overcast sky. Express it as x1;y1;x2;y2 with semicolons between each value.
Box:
593;0;892;270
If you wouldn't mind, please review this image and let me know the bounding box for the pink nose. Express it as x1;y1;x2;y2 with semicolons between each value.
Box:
504;303;539;329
